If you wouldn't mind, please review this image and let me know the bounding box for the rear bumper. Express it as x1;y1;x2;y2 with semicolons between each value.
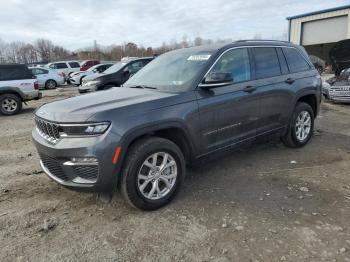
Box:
23;90;42;101
32;127;123;192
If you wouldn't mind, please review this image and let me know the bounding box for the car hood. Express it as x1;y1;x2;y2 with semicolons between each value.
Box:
330;39;350;67
35;87;190;122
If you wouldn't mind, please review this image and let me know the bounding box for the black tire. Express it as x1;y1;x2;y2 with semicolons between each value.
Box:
120;137;185;210
0;94;22;116
45;79;57;89
282;102;314;148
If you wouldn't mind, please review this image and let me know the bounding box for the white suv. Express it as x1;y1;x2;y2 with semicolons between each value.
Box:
0;64;41;115
46;61;81;80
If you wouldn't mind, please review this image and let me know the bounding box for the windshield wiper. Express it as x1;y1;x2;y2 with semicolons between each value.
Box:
127;85;157;89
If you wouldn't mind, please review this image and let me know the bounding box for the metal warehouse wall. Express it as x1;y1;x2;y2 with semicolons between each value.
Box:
289;8;350;45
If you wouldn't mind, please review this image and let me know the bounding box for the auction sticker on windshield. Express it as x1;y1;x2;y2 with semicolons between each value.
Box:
187;55;211;61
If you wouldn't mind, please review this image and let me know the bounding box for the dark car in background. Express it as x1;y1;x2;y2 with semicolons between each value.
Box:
32;40;321;210
80;60;100;71
79;57;153;93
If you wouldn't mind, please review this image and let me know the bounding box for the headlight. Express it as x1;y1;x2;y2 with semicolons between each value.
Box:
60;122;110;136
84;80;100;86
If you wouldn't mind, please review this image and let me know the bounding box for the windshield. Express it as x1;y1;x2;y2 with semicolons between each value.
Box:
124;49;213;91
103;62;126;74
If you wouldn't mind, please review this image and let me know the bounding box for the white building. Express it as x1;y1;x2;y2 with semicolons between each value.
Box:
287;5;350;63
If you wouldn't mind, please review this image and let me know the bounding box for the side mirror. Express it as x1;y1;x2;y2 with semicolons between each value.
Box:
199;72;233;89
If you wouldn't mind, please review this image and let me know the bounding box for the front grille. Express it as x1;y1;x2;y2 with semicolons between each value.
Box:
73;166;99;181
40;154;69;181
35;117;60;143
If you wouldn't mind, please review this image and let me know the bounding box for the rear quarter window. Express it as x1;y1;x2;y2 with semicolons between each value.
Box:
253;47;281;79
282;48;311;73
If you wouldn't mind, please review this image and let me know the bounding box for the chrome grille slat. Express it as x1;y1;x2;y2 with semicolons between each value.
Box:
34;117;60;143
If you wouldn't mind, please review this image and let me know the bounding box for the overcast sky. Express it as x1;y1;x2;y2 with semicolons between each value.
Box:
0;0;348;50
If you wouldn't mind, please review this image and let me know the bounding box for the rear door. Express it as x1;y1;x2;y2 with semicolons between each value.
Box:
251;47;294;135
196;47;260;153
56;62;69;75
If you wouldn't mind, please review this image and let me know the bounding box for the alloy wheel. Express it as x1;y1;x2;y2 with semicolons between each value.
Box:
295;110;312;142
137;152;177;200
2;98;18;113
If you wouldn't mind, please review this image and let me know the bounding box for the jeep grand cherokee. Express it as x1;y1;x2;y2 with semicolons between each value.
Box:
32;40;321;210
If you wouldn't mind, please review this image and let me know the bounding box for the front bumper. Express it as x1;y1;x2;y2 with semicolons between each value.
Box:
79;84;98;93
32;127;122;192
70;76;81;85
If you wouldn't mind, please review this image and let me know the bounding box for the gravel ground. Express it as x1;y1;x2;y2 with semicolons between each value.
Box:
0;86;350;262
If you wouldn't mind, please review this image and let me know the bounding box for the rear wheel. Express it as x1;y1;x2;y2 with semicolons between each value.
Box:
45;79;57;89
120;137;185;210
0;94;22;115
282;102;314;148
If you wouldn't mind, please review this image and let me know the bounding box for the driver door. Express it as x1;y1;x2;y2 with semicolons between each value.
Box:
195;48;260;153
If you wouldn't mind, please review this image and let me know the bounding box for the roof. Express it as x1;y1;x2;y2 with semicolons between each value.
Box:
287;4;350;20
168;40;295;55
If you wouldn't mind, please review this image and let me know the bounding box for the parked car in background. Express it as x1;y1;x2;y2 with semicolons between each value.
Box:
309;55;325;74
80;60;100;71
29;67;65;89
325;72;350;103
0;64;41;115
69;63;113;86
32;40;321;210
45;61;81;80
79;57;153;93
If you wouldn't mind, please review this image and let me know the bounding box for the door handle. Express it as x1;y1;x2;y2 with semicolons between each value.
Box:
244;86;256;93
285;78;295;84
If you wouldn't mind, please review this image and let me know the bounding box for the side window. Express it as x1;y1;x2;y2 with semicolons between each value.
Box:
57;63;68;69
69;62;80;68
127;61;143;74
253;47;281;79
211;48;251;83
0;66;31;80
49;64;57;69
282;48;311;73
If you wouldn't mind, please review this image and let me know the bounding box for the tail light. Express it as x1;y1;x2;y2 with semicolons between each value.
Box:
34;81;39;90
58;72;65;78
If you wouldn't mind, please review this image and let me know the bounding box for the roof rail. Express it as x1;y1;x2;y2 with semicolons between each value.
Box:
235;39;291;43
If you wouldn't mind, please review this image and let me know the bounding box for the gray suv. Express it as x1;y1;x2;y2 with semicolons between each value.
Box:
32;40;321;210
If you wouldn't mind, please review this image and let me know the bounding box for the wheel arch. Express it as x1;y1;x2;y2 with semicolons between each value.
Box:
295;93;318;118
0;88;25;101
120;121;197;166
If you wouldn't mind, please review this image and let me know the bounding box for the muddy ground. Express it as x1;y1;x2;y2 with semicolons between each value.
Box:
0;86;350;262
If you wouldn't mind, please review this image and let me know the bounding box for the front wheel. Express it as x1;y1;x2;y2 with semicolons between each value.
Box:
282;102;314;148
120;137;185;210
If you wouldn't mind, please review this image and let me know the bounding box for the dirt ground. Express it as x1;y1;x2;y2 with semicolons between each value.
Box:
0;86;350;262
